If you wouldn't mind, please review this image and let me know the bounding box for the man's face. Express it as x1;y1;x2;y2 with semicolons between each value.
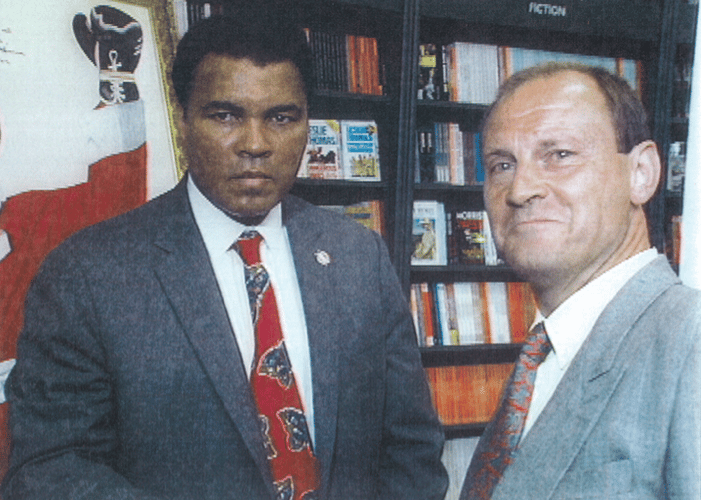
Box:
180;54;308;224
483;71;638;300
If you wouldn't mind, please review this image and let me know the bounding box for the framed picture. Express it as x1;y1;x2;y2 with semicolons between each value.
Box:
0;2;185;476
0;0;183;204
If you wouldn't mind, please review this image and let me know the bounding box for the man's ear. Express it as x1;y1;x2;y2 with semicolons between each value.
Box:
628;140;661;206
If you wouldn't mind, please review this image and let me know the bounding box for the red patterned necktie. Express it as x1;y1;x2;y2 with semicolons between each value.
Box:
464;322;552;499
234;230;320;500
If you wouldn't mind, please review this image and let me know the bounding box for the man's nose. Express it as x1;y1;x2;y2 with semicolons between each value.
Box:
506;159;547;206
236;119;272;158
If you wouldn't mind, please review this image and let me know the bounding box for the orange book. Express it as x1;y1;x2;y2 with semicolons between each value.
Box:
369;36;381;95
425;363;514;426
478;282;492;343
346;34;358;93
420;283;436;347
507;282;538;342
506;282;527;343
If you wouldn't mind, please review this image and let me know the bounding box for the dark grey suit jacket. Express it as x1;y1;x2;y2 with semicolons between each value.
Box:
3;180;448;500
461;257;701;499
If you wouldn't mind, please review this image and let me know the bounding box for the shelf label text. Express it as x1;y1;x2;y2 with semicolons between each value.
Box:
528;2;567;17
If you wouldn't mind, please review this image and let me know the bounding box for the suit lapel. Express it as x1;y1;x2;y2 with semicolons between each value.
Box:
283;196;340;496
149;182;275;492
493;257;680;499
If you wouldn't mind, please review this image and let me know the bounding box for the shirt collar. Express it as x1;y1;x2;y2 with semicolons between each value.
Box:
187;175;283;255
534;248;658;370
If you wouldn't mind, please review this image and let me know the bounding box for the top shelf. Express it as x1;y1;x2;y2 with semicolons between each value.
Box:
419;0;662;41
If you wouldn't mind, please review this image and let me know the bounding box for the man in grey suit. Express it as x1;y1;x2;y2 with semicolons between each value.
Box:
460;63;700;499
2;8;448;500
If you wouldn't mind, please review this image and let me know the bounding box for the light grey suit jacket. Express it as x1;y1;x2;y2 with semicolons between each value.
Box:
462;256;701;499
3;180;448;500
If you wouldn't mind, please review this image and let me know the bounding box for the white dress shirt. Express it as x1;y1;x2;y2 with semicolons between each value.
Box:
187;177;315;444
521;248;659;440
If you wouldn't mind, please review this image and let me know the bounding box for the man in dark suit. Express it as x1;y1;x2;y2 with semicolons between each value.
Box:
2;8;447;500
460;63;700;499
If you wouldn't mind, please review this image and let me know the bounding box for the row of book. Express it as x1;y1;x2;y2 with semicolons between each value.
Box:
305;29;383;95
321;200;385;236
410;281;537;347
412;201;499;267
416;123;483;186
425;364;512;426
298;119;381;181
171;1;224;38
418;42;641;105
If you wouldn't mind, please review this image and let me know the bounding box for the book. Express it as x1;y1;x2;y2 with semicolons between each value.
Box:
451;210;486;265
667;141;686;193
320;200;385;236
669;215;683;266
414;281;535;346
306;30;381;95
416;124;436;183
420;282;437;346
501;46;641;93
506;282;537;343
425;363;513;425
441;42;641;105
342;200;385;235
340;120;381;181
415;125;485;186
418;43;444;100
300;119;343;179
483;282;511;344
411;200;447;266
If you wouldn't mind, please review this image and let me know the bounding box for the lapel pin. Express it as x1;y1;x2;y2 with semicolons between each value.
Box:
314;250;331;266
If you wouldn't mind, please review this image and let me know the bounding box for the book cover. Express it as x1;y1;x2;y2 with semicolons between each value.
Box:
341;120;381;181
418;43;443;100
411;200;447;266
343;200;385;236
300;119;343;179
452;210;486;265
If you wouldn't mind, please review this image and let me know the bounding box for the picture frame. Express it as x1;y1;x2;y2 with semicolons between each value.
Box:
114;0;187;179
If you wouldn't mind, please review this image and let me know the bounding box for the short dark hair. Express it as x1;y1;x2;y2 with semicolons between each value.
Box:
481;62;651;154
171;4;314;111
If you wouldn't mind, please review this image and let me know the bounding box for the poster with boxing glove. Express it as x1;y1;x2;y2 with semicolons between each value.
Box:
0;0;181;477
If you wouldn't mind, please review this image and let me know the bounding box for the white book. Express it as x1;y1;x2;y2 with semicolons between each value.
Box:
485;282;511;344
454;282;476;345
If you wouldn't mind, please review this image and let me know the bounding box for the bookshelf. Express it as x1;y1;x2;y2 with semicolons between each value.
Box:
656;0;698;267
174;0;696;484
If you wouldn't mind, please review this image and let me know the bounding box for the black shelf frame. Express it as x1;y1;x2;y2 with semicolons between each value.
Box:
420;343;522;367
444;422;488;439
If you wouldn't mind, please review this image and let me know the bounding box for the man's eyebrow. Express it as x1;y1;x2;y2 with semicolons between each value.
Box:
201;101;244;113
199;102;304;116
265;104;304;116
484;148;516;161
